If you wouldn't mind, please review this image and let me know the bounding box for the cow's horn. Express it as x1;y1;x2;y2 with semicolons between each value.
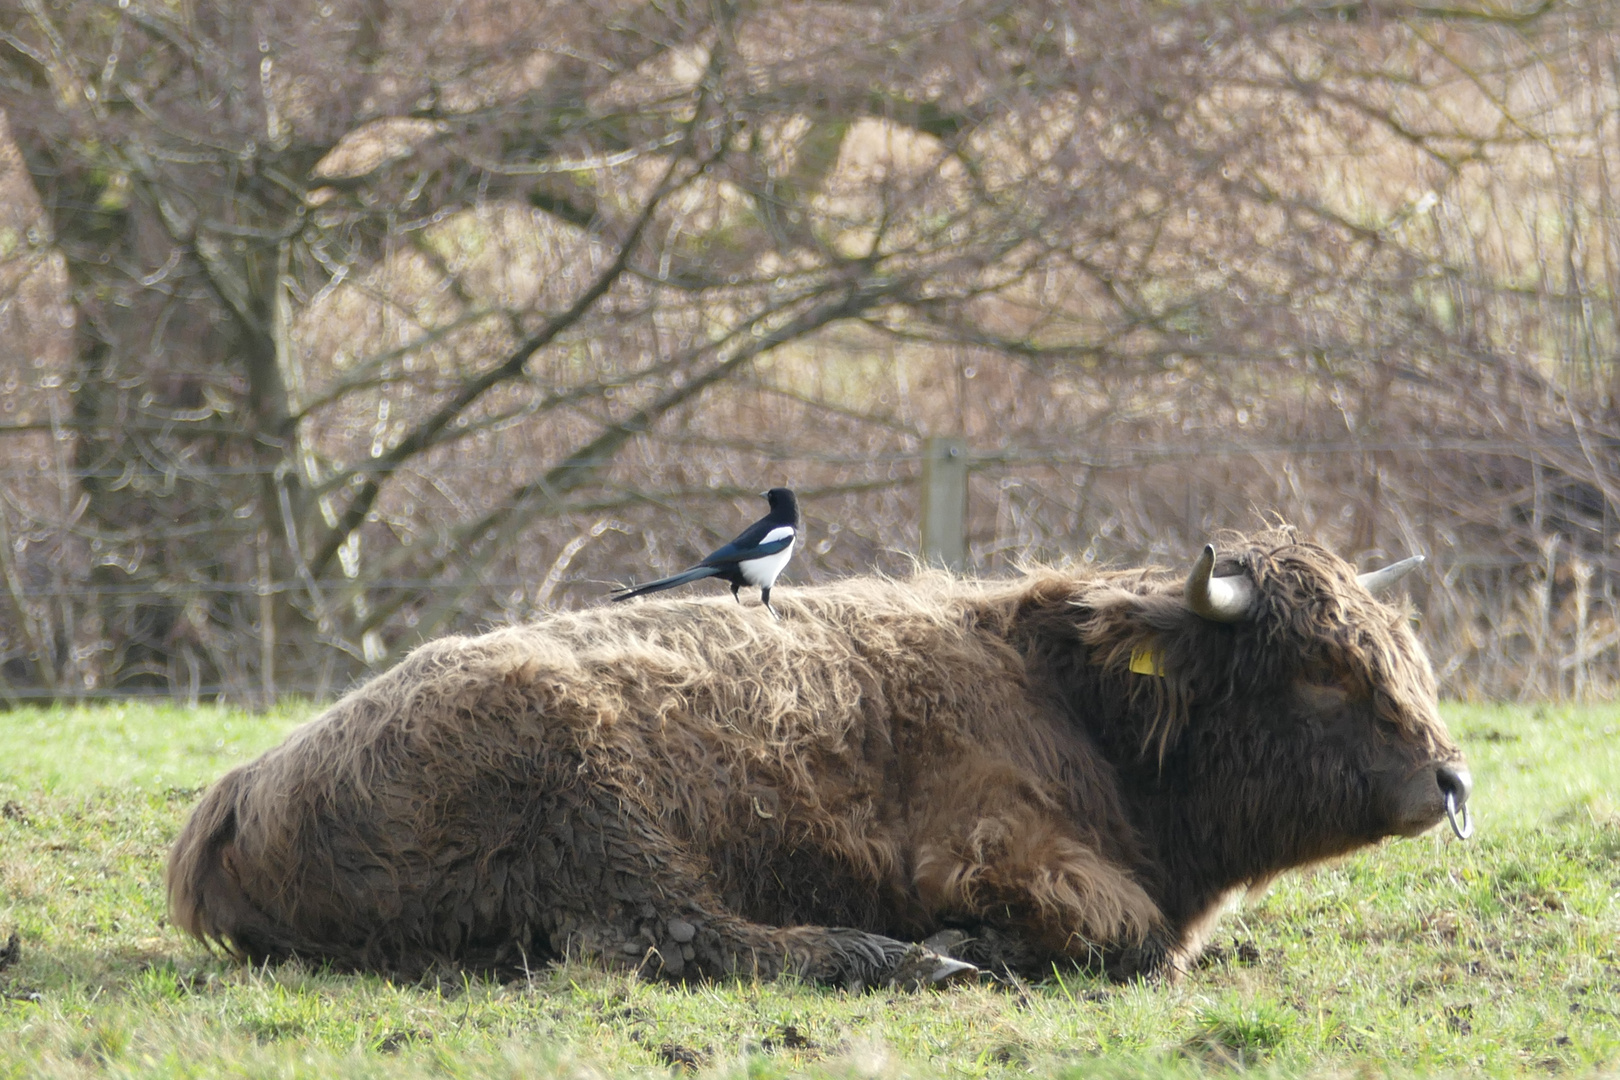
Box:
1184;544;1255;622
1357;555;1425;594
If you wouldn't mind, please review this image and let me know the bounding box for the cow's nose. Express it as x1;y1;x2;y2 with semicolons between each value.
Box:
1436;764;1472;809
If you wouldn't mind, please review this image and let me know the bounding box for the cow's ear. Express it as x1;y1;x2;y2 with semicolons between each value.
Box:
1078;588;1208;759
1078;588;1195;675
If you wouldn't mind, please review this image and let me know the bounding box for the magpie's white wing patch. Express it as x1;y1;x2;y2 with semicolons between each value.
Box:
760;525;796;546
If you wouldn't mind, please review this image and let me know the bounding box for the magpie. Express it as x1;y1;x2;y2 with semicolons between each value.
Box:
611;488;799;618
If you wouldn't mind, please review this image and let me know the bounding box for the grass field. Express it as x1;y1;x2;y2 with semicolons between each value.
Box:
0;701;1616;1078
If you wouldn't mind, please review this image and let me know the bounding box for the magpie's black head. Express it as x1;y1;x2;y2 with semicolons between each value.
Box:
761;487;799;522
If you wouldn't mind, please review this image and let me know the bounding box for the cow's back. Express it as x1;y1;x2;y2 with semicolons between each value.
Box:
168;574;1072;968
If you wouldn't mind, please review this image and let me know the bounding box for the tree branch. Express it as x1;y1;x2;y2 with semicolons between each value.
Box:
304;108;725;578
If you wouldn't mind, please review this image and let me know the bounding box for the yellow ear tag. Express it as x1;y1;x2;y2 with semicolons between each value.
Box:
1129;644;1164;677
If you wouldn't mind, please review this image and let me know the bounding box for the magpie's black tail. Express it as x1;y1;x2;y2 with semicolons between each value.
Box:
610;565;722;602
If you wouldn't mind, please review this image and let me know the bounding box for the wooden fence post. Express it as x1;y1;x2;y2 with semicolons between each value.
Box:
921;437;968;570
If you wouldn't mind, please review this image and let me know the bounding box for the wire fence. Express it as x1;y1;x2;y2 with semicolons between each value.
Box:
3;433;1618;704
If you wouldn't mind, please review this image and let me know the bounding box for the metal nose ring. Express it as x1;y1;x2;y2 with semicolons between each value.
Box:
1444;789;1472;839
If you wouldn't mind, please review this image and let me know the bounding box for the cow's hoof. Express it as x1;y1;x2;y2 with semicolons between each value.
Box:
889;944;980;990
920;924;1044;977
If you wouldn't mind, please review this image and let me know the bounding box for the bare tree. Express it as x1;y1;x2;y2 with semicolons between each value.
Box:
1;0;1617;700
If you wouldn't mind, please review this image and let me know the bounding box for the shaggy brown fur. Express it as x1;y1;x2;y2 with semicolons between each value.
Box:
168;527;1466;984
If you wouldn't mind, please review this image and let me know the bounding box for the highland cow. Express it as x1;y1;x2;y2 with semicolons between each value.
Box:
168;528;1470;986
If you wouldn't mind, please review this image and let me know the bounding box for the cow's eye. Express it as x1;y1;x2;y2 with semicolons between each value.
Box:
1294;678;1350;714
1300;657;1337;686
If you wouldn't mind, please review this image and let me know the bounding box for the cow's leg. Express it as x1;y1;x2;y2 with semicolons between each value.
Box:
531;792;974;988
911;797;1170;979
548;902;974;988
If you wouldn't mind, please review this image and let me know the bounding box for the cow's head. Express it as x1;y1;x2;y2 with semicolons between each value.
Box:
1082;528;1470;874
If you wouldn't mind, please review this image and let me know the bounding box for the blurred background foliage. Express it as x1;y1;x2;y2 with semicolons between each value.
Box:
0;0;1617;703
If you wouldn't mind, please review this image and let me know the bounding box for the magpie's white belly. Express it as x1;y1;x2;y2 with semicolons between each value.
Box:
739;539;793;588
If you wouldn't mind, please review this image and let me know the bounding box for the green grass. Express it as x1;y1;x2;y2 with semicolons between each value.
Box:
1;701;1617;1078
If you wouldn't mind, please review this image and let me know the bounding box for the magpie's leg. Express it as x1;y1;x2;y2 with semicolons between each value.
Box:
760;586;778;620
730;582;743;604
